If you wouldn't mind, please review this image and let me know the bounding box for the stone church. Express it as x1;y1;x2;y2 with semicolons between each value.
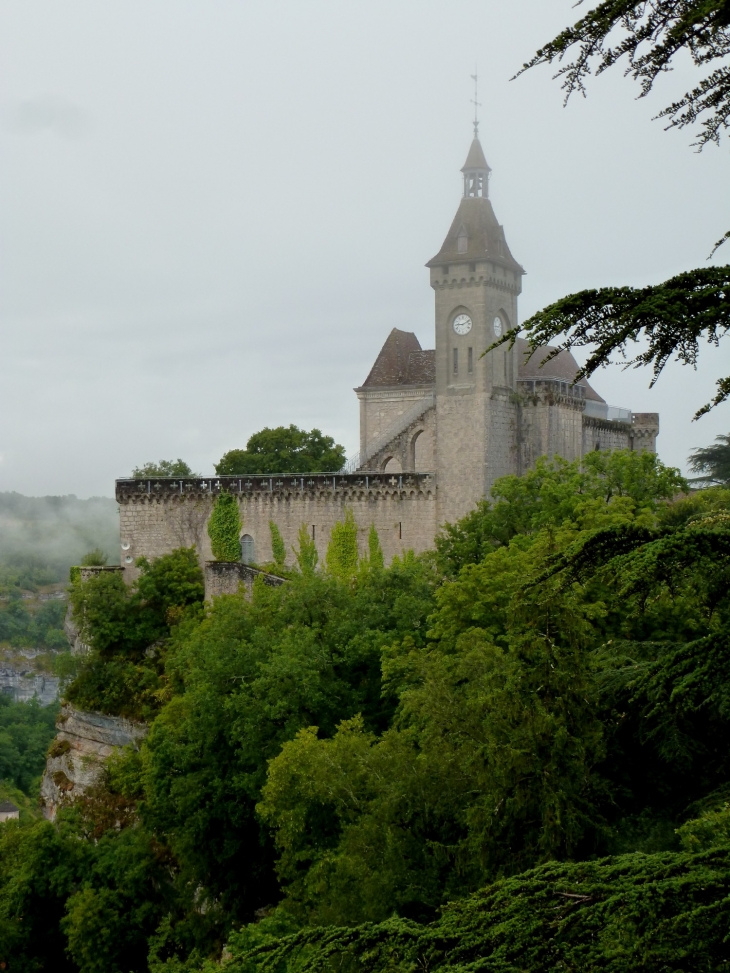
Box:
116;133;659;577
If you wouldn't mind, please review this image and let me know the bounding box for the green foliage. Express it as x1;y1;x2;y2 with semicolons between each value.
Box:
216;426;346;476
436;450;685;577
366;525;384;571
521;1;730;150
208;494;243;562
66;548;204;719
135;558;436;926
325;509;359;581
79;548;108;566
0;596;67;650
132;459;198;478
0;815;174;973
0;696;59;793
228;846;730;973
496;268;730;419
270;521;286;569
690;433;730;485
294;525;318;574
5;458;730;969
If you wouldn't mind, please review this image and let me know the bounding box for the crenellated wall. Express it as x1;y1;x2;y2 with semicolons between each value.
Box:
117;473;437;582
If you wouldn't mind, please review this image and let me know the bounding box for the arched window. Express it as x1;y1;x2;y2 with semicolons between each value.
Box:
240;534;255;565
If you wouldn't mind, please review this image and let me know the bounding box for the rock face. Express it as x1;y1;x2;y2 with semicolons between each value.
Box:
40;704;147;820
0;662;59;705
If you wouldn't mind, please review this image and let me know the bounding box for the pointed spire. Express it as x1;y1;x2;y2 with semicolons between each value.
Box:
461;137;491;198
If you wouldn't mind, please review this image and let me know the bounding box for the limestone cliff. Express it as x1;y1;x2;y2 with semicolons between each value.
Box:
40;704;147;820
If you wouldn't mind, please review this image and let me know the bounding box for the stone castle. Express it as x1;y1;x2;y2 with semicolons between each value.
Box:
116;132;659;577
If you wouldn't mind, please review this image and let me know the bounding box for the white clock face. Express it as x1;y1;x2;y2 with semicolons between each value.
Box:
493;315;503;338
453;313;472;336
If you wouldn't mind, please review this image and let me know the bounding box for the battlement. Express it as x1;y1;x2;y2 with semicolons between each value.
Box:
116;472;436;504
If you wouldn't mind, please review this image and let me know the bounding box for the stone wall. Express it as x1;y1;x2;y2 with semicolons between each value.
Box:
204;561;287;600
582;416;633;455
117;473;437;582
357;386;432;455
365;406;436;474
40;704;147;820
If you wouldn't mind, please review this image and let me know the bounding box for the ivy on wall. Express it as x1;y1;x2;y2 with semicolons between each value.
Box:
367;525;384;570
269;521;286;569
326;508;359;581
295;525;318;574
208;494;242;562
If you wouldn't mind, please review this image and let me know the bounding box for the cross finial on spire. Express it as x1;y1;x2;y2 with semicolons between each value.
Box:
470;70;481;139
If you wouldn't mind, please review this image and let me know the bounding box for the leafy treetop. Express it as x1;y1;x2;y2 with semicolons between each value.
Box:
132;459;198;478
216;426;346;476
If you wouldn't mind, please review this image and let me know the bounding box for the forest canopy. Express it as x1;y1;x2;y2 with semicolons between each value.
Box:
4;450;730;972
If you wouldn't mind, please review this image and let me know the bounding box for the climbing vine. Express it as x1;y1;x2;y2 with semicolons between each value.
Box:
326;508;359;580
269;521;286;569
207;493;242;562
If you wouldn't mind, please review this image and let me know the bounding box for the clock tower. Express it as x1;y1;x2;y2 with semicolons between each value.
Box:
426;133;525;525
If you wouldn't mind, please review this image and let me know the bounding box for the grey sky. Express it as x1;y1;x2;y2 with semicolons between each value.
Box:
1;0;727;498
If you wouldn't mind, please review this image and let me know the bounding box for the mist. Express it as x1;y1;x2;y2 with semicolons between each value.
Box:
0;0;727;498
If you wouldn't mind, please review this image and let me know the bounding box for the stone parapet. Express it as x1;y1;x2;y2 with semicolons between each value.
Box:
116;472;435;504
204;561;287;600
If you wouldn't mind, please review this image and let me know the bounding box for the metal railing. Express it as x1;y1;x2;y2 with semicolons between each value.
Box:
583;400;632;423
342;392;435;473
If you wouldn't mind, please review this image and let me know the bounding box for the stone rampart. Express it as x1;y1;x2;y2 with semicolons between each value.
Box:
117;473;437;582
204;561;287;600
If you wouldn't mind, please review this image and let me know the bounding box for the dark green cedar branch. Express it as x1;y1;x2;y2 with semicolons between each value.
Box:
492;265;730;419
517;1;730;148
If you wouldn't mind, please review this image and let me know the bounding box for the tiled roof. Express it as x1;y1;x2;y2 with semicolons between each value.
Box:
361;329;435;388
426;196;524;274
0;801;19;812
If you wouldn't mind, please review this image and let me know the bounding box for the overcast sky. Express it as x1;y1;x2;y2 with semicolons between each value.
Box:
1;0;727;498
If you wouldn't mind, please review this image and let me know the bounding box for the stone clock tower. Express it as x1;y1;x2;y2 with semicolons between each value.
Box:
426;134;525;525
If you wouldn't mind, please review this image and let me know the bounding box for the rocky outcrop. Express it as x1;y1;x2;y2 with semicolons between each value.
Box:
0;661;59;705
40;704;147;820
64;603;90;656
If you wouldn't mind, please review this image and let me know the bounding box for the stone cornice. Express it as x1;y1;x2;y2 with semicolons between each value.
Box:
355;386;434;400
431;271;522;296
116;473;437;504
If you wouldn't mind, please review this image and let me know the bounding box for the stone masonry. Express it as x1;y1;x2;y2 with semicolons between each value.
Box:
114;131;658;575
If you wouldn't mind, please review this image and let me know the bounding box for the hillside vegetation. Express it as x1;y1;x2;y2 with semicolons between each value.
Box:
2;451;730;972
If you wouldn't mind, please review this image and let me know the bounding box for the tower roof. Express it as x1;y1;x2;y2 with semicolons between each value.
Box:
426;196;524;273
461;137;490;172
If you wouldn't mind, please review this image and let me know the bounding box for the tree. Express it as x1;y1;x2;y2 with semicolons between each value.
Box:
215;426;346;476
519;1;730;152
79;548;108;566
497;268;730;420
689;432;730;484
501;2;730;418
132;459;198;478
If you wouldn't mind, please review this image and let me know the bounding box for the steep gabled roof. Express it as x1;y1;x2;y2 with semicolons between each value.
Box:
360;329;435;389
